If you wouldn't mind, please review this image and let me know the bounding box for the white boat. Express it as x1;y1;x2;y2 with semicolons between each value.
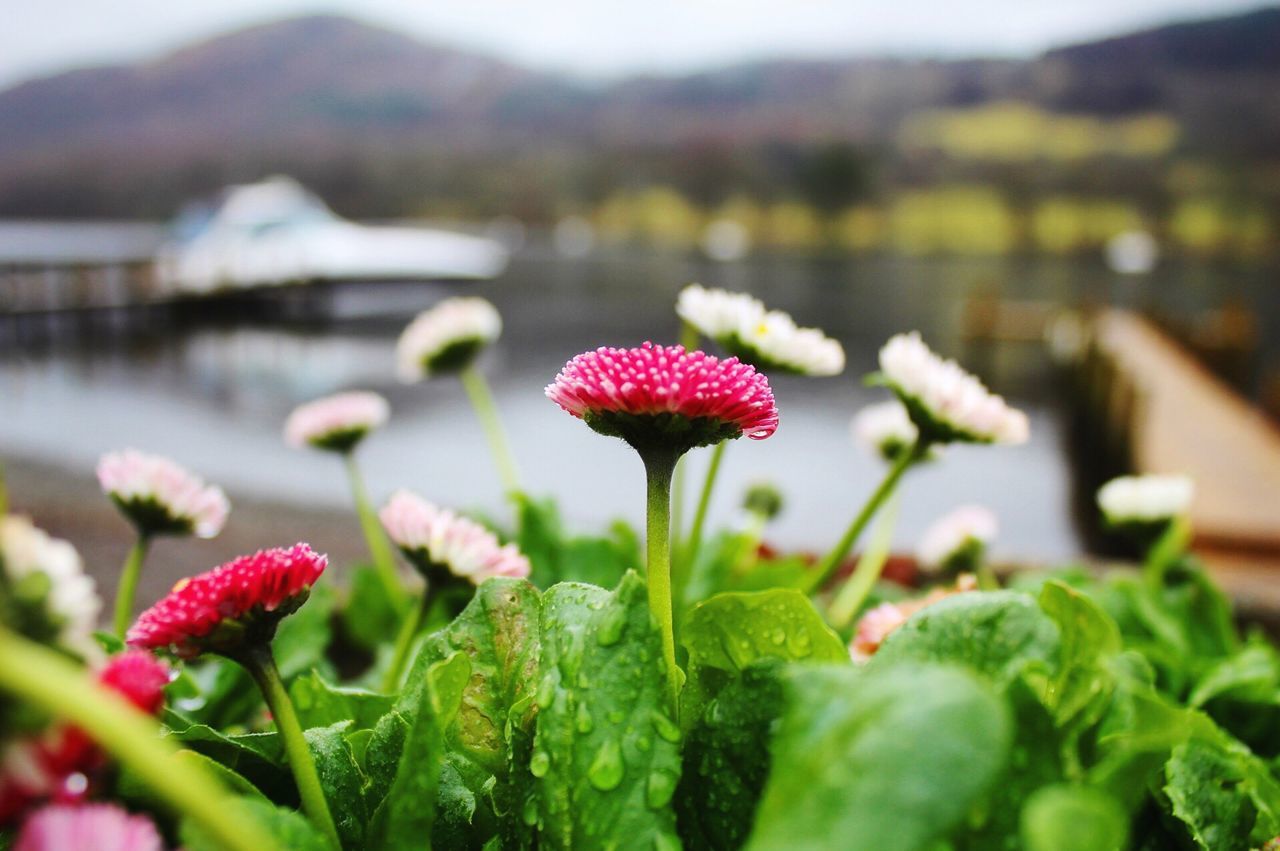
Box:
155;176;508;294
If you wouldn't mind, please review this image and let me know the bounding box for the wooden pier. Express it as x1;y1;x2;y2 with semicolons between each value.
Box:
1090;310;1280;608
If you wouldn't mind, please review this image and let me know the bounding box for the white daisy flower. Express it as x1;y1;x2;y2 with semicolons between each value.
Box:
285;391;390;453
917;505;998;573
877;332;1028;445
0;515;100;657
96;450;228;539
379;489;530;585
852;400;921;462
677;283;845;376
396;297;502;382
1097;474;1194;525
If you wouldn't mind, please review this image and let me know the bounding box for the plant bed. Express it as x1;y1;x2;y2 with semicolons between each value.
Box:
2;286;1276;851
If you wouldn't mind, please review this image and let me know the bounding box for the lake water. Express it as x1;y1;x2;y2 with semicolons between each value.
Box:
2;245;1276;562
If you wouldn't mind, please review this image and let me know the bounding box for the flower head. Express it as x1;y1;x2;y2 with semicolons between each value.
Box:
851;400;921;463
96;651;171;716
917;505;998;574
0;516;99;659
396;297;501;382
285;391;390;453
96;451;228;539
877;332;1028;445
14;804;164;851
546;342;778;455
677;284;844;376
380;490;530;586
742;481;784;521
127;544;326;659
1097;474;1194;525
850;575;977;662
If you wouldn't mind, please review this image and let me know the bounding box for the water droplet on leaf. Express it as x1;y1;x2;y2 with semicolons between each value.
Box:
588;739;624;791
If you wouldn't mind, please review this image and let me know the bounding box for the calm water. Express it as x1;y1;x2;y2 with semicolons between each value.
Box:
2;245;1276;561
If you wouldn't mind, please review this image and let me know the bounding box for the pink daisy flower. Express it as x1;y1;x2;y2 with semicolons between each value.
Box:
14;804;164;851
96;651;172;716
545;342;778;454
96;450;229;539
380;490;530;585
126;544;326;659
877;332;1028;446
284;391;390;453
850;575;977;662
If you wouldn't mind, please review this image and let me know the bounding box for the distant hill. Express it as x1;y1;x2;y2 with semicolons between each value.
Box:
0;7;1276;217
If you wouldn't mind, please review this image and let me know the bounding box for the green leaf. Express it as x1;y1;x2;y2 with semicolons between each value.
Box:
680;589;847;728
872;590;1059;689
341;564;402;649
290;671;394;732
306;722;370;849
275;582;336;681
1189;641;1280;709
1166;737;1258;851
367;652;471;850
1035;581;1122;726
180;798;330;851
676;660;784;851
514;493;641;588
400;577;542;846
1020;785;1128;851
532;573;682;850
747;663;1012;851
161;711;291;801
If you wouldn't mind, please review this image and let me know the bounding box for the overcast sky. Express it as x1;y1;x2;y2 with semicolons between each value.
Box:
0;0;1270;88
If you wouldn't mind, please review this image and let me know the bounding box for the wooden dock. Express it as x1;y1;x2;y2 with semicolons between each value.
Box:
1091;310;1280;607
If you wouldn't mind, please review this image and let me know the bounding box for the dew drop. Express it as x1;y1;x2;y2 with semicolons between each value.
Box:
597;606;627;646
522;795;539;826
576;702;594;734
650;709;681;744
536;672;558;710
587;739;624;791
530;750;551;778
645;769;678;809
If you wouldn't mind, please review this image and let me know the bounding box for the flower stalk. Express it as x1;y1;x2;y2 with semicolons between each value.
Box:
344;452;408;614
682;440;727;576
807;440;924;594
112;534;151;638
239;644;341;849
382;588;431;693
0;627;273;851
460;365;521;495
642;447;681;716
827;493;899;629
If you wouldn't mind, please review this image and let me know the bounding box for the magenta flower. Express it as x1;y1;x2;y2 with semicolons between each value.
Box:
127;544;326;660
96;450;228;539
284;391;390;453
546;342;778;454
14;804;165;851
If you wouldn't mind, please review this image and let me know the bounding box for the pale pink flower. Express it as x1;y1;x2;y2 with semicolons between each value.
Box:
396;297;501;381
14;804;164;851
380;489;530;585
545;342;778;452
851;400;919;462
677;284;844;376
878;332;1028;445
1097;474;1194;524
850;575;978;662
917;505;998;573
284;391;390;452
96;450;228;539
0;516;100;659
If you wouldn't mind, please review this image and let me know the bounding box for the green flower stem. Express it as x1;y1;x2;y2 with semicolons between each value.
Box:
344;452;408;616
382;588;431;693
0;459;8;516
0;628;275;851
642;448;681;717
683;440;727;573
241;645;341;850
827;492;899;629
976;560;1000;592
460;365;521;495
731;511;769;577
806;442;923;595
113;534;151;638
1143;516;1192;589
